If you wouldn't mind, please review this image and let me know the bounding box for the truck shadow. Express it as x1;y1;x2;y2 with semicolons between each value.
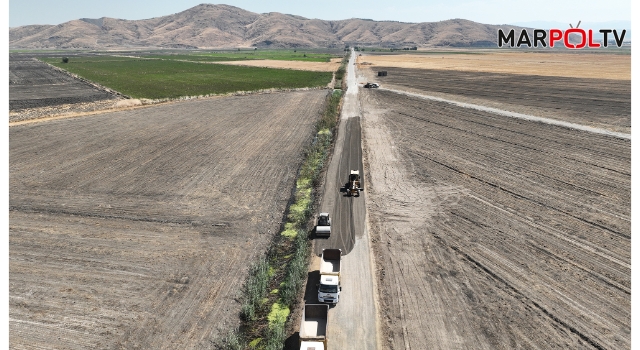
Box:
284;332;300;350
304;270;320;303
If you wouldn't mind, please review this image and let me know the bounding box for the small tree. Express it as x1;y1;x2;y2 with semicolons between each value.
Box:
62;57;69;63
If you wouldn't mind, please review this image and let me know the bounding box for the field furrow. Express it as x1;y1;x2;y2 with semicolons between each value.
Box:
10;90;328;349
362;87;629;350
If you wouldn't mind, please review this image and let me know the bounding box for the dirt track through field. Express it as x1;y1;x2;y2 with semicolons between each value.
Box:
380;88;630;139
361;89;629;349
10;91;328;349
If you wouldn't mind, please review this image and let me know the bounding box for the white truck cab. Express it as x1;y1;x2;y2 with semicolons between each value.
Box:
318;275;341;303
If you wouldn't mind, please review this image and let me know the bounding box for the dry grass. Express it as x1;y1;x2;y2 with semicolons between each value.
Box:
358;52;630;80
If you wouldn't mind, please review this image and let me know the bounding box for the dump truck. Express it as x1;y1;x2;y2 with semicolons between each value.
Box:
346;170;363;197
299;304;329;350
318;248;342;304
316;213;331;237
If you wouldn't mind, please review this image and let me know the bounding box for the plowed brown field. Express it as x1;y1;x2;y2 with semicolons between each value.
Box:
10;91;328;349
9;55;117;111
365;67;630;133
361;89;629;350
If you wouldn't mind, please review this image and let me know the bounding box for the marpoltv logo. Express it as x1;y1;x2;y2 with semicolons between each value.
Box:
498;21;627;49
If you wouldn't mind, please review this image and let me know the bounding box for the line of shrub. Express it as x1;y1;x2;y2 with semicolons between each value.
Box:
334;51;351;89
216;89;344;350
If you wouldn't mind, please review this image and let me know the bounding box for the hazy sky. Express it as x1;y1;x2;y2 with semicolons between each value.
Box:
9;0;631;27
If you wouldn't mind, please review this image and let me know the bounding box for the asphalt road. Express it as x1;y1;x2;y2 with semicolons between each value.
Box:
310;50;380;350
314;116;364;254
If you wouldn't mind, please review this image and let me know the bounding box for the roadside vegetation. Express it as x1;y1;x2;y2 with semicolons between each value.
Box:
334;51;351;89
40;57;332;99
217;87;344;349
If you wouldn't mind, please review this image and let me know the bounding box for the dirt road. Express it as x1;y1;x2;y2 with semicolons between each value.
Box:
10;91;328;349
361;88;629;349
310;50;380;350
380;88;629;140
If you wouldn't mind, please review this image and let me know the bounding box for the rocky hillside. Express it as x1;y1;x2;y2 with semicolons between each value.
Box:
10;4;522;49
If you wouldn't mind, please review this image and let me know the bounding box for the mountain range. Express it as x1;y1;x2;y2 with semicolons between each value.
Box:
10;3;525;49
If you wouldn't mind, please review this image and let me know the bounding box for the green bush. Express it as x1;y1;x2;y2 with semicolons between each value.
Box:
279;230;309;306
334;51;351;81
215;328;246;350
240;256;270;321
264;320;286;350
61;57;69;63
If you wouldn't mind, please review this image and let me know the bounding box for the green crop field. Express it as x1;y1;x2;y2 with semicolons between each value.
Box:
41;57;333;99
141;50;339;62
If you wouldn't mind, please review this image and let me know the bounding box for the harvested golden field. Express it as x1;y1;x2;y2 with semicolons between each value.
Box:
214;58;341;72
358;52;630;80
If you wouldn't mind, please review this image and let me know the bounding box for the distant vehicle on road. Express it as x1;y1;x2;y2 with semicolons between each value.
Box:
363;82;379;88
316;213;331;237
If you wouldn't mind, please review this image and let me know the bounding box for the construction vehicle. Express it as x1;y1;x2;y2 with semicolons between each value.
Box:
318;249;342;304
346;170;364;197
299;304;329;350
316;213;331;237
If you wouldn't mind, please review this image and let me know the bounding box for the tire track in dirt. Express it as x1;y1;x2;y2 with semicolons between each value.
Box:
370;67;630;134
383;88;630;140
